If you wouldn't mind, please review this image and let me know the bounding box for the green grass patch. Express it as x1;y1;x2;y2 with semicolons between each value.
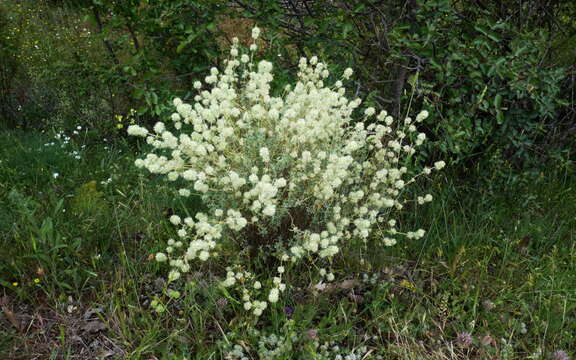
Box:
0;130;574;359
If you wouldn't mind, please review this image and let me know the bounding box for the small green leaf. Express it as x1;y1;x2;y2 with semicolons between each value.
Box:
342;23;353;39
206;22;217;32
494;94;502;109
496;110;504;124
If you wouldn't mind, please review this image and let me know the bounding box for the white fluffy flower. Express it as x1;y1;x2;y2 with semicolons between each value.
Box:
259;147;270;162
416;110;429;122
434;161;446;170
262;204;276;217
343;68;353;79
127;125;148;137
153;122;165;134
251;26;261;39
179;189;191;197
268;288;279;303
198;251;210;261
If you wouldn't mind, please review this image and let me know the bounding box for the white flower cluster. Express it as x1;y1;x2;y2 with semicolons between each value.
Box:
220;265;286;317
257;332;296;360
314;341;378;360
225;344;249;360
44;128;85;160
223;326;298;360
128;27;443;317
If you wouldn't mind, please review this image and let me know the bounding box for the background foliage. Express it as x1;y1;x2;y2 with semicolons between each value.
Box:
2;0;575;174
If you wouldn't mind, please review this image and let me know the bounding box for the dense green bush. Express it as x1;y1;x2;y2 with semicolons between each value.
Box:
0;0;224;134
0;6;22;128
234;0;575;171
392;1;569;164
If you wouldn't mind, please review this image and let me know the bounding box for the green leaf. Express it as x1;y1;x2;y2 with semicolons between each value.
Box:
408;72;419;89
496;110;504;125
474;25;501;42
342;23;353;39
494;94;502;109
206;22;217;32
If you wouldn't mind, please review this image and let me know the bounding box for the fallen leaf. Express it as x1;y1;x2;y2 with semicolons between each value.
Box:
82;320;106;333
0;296;21;331
97;350;116;358
83;306;104;320
339;279;360;290
348;292;364;303
313;282;327;292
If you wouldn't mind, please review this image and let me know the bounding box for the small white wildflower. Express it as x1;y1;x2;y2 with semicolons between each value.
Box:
434;161;446;170
263;204;276;217
268;288;279;303
259;147;270;162
343;68;353;79
153;122;165;134
168;270;181;282
179;189;191;197
127;125;147;137
364;107;375;116
155;252;168;262
198;251;210;261
384;237;397;246
251;26;261;39
258;60;272;74
416;110;429;122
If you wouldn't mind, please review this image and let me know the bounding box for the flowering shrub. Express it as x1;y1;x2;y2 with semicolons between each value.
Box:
128;27;444;316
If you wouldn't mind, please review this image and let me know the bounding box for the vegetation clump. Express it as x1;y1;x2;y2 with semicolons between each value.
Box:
129;28;444;315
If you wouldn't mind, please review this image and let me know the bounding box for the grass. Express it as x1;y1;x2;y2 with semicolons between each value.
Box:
0;129;574;359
